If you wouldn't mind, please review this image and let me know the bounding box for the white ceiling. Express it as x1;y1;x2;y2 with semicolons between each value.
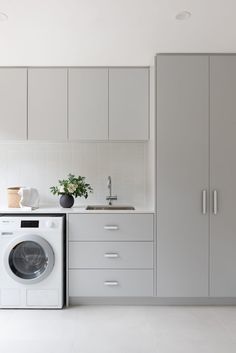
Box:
0;0;235;66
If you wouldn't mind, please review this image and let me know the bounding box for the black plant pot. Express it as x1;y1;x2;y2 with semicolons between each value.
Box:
59;194;74;208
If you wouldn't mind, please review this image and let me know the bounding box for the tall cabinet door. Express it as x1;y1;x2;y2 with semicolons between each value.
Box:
156;55;209;297
210;56;236;296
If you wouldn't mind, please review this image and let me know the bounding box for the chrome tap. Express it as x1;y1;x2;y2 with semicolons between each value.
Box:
106;176;117;205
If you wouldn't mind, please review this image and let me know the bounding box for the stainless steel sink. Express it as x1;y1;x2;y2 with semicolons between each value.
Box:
86;205;135;210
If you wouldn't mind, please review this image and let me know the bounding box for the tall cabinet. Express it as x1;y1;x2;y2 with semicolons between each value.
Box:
156;54;236;298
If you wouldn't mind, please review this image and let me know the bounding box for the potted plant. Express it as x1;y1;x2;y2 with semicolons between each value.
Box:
50;173;93;208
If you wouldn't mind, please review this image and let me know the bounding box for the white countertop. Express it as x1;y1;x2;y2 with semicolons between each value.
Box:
0;205;155;214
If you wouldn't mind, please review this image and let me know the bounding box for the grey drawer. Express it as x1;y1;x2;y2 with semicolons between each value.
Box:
69;269;153;297
69;241;153;269
68;213;153;241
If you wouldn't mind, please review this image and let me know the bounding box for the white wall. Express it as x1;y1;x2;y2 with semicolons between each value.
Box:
0;142;150;208
1;0;236;66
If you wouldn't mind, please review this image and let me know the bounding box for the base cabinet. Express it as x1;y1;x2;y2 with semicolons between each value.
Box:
68;213;154;298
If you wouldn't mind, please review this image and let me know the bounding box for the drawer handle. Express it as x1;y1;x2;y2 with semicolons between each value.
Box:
104;225;119;230
104;253;119;258
104;281;119;286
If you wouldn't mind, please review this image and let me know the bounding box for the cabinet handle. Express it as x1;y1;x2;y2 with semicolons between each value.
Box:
202;189;207;214
104;281;119;286
213;190;218;215
104;225;119;230
104;253;119;258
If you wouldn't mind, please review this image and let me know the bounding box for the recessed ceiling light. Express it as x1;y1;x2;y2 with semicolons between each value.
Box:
0;12;8;22
175;11;191;21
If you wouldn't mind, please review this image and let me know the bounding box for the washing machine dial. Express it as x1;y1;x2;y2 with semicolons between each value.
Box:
45;220;55;228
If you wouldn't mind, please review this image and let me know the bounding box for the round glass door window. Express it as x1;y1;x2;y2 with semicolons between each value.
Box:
8;241;49;280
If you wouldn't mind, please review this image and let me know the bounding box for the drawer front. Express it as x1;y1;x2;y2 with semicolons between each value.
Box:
69;242;153;269
69;269;153;297
69;214;153;241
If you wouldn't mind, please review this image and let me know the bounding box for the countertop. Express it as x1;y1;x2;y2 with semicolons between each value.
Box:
0;205;155;214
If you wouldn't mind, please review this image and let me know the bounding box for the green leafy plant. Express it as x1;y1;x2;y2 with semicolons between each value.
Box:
50;173;93;199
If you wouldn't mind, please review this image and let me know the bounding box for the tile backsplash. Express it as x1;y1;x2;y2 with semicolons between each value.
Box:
0;142;149;208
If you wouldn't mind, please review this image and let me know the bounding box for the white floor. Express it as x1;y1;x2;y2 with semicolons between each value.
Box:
1;305;236;353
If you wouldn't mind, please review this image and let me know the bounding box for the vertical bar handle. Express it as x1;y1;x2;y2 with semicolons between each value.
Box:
213;190;218;215
202;190;207;214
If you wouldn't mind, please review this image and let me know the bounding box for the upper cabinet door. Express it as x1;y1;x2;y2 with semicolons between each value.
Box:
0;68;27;140
156;55;209;297
28;68;67;140
68;68;108;140
109;68;149;140
210;56;236;297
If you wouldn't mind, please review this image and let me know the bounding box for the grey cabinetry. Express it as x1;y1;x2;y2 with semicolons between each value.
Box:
210;56;236;297
68;68;108;140
68;67;149;141
28;68;67;140
157;54;236;298
0;68;27;140
0;67;149;141
68;213;154;297
156;55;209;297
109;68;149;140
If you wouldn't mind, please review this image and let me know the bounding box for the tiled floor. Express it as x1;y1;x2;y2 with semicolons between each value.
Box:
1;305;236;353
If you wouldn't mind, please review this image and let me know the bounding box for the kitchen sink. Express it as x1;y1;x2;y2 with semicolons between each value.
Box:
86;205;135;210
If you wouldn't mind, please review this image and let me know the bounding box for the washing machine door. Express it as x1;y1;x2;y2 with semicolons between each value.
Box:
5;235;54;284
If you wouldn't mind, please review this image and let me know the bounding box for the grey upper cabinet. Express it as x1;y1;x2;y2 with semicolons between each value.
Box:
0;68;27;140
68;68;108;141
210;56;236;297
156;55;209;297
28;68;67;140
0;67;149;141
109;68;149;140
68;67;149;141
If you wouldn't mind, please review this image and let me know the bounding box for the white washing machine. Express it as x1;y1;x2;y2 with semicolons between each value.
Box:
0;215;65;309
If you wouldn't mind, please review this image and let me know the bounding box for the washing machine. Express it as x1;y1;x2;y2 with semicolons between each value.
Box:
0;215;65;309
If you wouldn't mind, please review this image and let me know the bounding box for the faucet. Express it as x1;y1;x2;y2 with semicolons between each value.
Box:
106;176;117;205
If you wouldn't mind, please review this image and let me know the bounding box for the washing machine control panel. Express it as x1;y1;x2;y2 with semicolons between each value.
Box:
0;216;63;232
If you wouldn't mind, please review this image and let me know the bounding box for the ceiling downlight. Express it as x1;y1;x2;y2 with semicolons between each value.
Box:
0;12;8;22
175;11;191;21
